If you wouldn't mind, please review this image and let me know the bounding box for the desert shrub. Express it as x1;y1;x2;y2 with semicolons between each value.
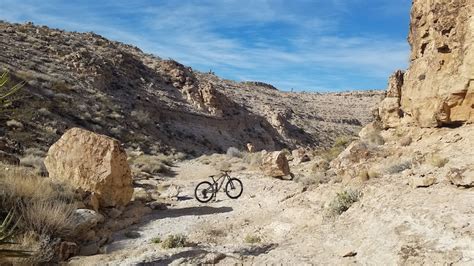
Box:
385;160;412;174
242;152;263;168
316;135;353;162
311;157;329;173
244;234;261;244
334;136;351;148
366;132;385;146
427;154;449;168
161;234;187;249
226;147;243;158
130;154;173;175
0;165;77;238
367;168;381;179
51;80;70;92
20;201;75;237
327;189;362;216
296;172;329;186
20;148;47;176
150;236;161;244
131;110;150;125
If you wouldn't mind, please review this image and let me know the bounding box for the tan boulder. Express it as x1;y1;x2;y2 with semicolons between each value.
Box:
379;97;402;129
246;143;255;153
447;167;474;188
291;148;310;164
261;151;291;177
44;128;133;208
411;176;436;188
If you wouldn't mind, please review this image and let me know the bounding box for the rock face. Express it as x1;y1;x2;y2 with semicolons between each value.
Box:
380;0;474;128
44;128;133;208
260;151;291;177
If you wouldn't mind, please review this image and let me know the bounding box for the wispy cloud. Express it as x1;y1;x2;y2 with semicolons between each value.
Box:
0;0;411;91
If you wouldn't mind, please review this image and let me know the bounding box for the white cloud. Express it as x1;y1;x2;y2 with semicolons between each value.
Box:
0;0;410;90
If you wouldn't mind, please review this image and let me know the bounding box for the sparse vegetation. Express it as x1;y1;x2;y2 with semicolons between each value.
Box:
244;234;262;244
327;189;362;217
130;154;174;175
161;234;187;249
150;236;161;244
226;147;243;158
131;109;151;125
427;154;449;168
317;135;352;161
242;152;263;168
385;160;412;174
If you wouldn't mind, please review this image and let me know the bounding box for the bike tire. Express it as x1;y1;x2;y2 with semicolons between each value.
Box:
195;181;215;203
225;178;243;199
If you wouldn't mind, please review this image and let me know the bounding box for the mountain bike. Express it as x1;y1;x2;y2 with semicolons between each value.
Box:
194;170;243;203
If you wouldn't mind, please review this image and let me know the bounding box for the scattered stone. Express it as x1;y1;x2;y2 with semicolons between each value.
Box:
399;136;412;147
343;251;357;257
44;128;133;208
71;209;104;236
79;242;99;256
149;201;168;210
446;168;474;188
58;241;78;261
411;176;436;188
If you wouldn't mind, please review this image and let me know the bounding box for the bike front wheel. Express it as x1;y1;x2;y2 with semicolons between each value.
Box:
225;178;243;199
195;181;215;203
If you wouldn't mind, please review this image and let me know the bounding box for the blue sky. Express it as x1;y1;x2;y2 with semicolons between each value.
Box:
1;0;412;91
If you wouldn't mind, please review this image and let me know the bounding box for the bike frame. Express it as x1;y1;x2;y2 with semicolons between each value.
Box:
210;172;230;193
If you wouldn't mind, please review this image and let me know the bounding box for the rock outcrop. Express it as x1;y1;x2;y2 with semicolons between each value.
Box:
380;0;474;128
44;128;133;208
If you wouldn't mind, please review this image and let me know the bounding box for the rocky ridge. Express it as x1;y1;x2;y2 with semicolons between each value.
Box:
0;20;381;157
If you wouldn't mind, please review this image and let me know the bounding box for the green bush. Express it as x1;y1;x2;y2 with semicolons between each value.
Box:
327;189;362;216
161;234;187;249
244;234;262;244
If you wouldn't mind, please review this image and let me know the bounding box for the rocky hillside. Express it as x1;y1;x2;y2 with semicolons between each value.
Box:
0;21;381;157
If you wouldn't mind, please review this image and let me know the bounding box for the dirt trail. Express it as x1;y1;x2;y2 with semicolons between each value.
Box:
70;158;474;265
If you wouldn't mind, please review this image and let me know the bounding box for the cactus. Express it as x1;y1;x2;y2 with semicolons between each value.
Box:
0;71;25;108
0;211;30;258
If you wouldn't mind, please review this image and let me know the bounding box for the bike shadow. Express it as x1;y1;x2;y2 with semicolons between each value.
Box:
151;206;233;219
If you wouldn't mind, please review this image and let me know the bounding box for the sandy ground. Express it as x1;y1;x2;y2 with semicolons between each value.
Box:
70;154;474;265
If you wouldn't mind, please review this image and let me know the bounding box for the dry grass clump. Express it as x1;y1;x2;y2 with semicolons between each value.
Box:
160;234;187;249
327;189;362;217
226;147;243;158
316;135;352;161
130;154;174;175
427;154;449;168
244;234;262;244
242;152;263;169
20;148;47;176
0;165;77;236
131;109;151;125
385;160;412;174
0;165;78;263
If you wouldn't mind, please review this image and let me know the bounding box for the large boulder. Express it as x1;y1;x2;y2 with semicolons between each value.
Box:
44;128;133;208
260;151;290;177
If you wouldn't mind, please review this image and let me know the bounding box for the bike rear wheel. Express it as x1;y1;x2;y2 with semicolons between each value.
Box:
195;181;215;203
225;178;243;199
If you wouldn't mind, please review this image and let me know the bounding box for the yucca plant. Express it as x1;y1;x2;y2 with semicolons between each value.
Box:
0;211;30;258
0;71;25;108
